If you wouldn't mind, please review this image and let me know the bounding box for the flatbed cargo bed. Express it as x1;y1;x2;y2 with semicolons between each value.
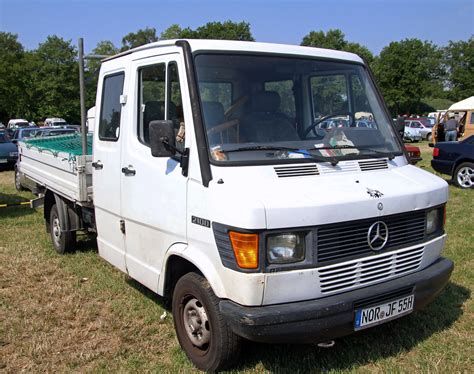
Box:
18;134;93;205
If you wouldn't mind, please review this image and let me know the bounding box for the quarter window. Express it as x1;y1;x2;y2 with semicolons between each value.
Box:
99;73;125;141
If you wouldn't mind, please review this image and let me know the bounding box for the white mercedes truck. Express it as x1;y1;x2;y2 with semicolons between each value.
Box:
17;40;453;371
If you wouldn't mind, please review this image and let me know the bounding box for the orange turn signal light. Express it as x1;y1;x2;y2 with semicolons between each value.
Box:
229;231;259;269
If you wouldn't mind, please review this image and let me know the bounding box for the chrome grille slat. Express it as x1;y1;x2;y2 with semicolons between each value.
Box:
318;246;424;294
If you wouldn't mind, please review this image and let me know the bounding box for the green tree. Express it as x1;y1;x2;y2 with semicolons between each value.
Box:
444;37;474;101
0;32;25;122
301;29;374;64
31;36;80;122
373;38;444;114
121;27;158;51
160;24;184;40
160;21;254;41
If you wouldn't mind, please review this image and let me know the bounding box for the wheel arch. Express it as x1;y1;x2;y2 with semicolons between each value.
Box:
159;245;227;302
452;158;474;177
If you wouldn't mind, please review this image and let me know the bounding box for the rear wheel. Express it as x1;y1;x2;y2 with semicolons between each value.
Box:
50;204;76;254
172;272;241;371
454;162;474;189
426;133;432;142
14;168;25;191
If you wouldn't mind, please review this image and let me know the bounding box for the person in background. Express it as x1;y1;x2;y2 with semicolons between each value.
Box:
395;114;405;139
444;113;459;141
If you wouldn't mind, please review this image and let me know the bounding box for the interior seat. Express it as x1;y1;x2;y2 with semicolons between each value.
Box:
241;91;299;143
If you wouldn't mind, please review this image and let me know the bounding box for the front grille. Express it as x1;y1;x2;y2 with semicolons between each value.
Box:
354;286;414;309
318;246;424;294
317;210;426;264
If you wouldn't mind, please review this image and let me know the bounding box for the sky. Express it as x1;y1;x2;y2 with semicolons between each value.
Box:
1;0;473;54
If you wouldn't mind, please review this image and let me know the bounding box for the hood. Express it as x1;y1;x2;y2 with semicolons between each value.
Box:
210;160;448;229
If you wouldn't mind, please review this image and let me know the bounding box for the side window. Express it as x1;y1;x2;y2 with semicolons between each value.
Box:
168;62;185;152
199;82;233;110
264;80;295;119
311;74;348;118
138;63;166;145
99;73;125;141
351;74;371;113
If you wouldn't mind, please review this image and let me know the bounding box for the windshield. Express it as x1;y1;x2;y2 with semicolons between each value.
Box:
194;54;402;164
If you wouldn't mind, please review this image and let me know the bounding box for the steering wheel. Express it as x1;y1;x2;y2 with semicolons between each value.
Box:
303;111;355;139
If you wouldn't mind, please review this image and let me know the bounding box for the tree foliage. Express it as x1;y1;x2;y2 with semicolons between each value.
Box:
301;29;374;64
373;38;444;114
121;27;158;51
160;21;254;41
444;37;474;101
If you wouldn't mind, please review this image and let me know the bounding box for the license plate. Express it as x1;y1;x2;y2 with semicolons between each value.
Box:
354;294;414;330
0;159;7;164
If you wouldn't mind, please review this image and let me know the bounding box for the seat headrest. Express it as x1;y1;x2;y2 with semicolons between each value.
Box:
202;101;225;127
253;91;281;113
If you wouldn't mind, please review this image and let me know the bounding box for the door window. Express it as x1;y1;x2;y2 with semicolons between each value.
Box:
138;63;166;145
98;73;125;141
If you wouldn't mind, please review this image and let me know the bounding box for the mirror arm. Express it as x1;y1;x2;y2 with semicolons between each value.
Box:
161;137;189;177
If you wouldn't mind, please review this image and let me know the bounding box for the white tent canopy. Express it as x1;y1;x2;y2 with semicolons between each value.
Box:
449;96;474;111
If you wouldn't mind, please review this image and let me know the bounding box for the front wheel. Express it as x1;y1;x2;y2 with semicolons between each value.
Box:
454;162;474;189
50;204;76;254
172;272;241;372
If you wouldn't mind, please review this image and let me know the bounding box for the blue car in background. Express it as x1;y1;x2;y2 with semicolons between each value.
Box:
432;135;474;189
0;132;18;170
10;127;39;144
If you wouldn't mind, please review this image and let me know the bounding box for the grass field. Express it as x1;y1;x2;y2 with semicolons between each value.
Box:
1;144;473;373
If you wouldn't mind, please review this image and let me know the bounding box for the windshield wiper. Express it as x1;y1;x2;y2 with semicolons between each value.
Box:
312;145;396;160
223;145;339;166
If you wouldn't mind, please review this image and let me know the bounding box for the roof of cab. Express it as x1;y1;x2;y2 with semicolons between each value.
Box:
102;39;365;64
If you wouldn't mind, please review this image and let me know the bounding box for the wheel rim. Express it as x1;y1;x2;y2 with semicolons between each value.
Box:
457;166;474;188
182;297;211;348
52;216;61;246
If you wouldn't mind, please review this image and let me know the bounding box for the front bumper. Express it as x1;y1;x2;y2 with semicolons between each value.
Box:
220;257;453;343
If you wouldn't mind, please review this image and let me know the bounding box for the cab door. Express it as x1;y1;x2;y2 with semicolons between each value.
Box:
93;70;127;272
120;54;188;292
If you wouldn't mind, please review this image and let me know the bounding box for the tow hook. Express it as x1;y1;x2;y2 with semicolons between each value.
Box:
317;340;335;348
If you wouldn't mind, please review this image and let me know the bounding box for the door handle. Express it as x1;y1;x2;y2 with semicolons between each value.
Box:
121;165;136;176
92;161;103;170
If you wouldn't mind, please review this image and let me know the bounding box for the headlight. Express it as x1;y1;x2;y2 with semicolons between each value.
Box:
9;152;18;157
426;208;442;235
267;233;306;264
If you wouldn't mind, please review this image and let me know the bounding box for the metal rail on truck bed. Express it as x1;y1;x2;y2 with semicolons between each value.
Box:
18;134;93;204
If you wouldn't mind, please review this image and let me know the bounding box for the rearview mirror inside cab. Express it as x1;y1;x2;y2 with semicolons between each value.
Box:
149;120;176;157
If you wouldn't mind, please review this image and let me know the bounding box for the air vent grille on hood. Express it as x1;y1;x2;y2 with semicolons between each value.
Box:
358;159;388;171
274;164;319;178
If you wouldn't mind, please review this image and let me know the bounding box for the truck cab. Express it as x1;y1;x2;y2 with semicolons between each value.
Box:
22;40;453;371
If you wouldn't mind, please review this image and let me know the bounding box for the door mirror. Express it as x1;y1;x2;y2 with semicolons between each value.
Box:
149;120;176;157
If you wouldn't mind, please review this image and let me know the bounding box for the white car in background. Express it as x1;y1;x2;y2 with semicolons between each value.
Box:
403;125;422;142
44;117;68;127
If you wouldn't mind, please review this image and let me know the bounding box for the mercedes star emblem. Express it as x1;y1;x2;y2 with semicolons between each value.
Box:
367;221;389;251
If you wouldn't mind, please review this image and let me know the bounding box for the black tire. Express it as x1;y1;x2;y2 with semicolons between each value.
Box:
426;133;432;142
172;272;241;372
14;167;26;191
49;204;76;254
453;162;474;189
